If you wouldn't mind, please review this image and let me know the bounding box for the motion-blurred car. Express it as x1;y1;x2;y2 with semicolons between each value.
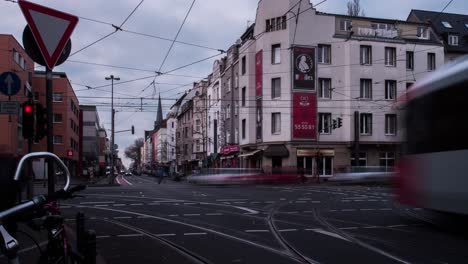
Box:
187;168;302;185
330;166;396;184
125;171;132;177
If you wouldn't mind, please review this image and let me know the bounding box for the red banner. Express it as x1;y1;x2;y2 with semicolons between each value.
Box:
292;47;316;91
255;50;262;97
222;145;240;155
292;93;317;140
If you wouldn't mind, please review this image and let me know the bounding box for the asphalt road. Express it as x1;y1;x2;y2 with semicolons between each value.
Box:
5;174;468;264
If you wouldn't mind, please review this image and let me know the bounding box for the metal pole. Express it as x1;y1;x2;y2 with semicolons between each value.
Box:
46;68;54;195
110;77;114;184
354;111;360;168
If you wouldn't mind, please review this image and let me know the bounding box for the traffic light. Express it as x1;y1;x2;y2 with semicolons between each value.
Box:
332;119;337;130
337;117;343;128
22;102;34;139
131;125;135;135
35;103;47;141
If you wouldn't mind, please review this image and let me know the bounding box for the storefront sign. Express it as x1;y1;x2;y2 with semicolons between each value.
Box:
292;46;316;91
292;93;317;140
255;50;262;97
297;149;335;157
222;145;240;155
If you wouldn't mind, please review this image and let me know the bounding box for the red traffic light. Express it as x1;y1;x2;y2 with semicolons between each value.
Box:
24;105;33;113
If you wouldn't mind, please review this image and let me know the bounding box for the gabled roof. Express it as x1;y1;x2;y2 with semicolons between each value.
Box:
409;9;468;53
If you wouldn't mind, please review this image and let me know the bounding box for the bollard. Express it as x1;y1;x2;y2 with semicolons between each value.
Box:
76;212;85;253
83;229;97;264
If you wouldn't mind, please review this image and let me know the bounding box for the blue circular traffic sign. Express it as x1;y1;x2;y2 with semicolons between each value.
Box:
0;72;21;96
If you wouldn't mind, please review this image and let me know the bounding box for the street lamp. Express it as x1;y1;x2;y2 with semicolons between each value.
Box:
105;75;120;184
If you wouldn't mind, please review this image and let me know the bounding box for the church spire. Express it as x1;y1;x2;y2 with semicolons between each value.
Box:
155;93;163;130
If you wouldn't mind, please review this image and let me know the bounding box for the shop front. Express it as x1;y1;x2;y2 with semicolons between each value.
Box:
239;149;262;168
296;149;335;177
220;145;240;168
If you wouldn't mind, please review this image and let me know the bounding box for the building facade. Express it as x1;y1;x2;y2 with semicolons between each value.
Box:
79;105;101;176
32;71;80;177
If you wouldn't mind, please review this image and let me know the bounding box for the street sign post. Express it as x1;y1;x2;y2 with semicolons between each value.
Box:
0;101;20;115
0;72;21;97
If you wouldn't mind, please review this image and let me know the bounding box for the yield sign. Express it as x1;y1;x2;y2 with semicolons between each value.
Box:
18;0;78;70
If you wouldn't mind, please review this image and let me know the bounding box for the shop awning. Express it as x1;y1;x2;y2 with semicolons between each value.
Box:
220;155;234;160
264;144;289;158
297;149;335;157
239;149;262;158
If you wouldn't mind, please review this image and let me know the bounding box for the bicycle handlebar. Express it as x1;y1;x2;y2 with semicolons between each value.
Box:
13;152;71;191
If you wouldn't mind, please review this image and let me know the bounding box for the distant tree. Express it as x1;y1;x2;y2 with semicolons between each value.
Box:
347;0;365;17
124;138;144;168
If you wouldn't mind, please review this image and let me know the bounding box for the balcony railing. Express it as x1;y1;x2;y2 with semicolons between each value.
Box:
357;27;399;38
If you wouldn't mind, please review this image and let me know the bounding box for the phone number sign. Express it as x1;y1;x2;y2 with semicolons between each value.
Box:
292;93;317;140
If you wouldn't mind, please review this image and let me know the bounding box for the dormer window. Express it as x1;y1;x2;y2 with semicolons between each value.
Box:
448;35;459;46
441;21;452;28
340;19;352;31
266;16;286;32
417;27;429;39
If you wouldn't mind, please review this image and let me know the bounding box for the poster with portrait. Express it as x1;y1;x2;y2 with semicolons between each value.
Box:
292;47;316;91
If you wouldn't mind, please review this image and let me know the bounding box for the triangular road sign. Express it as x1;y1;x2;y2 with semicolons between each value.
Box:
18;0;78;70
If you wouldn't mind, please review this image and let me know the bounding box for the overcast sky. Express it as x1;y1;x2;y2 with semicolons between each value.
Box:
1;0;465;167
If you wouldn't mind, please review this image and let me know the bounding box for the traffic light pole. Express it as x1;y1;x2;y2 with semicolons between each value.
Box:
46;68;54;195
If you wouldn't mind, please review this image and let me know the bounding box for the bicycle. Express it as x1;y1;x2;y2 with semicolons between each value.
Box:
0;152;95;264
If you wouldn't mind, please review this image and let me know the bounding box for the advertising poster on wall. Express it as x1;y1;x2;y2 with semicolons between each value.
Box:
292;93;317;140
255;50;263;97
292;47;316;91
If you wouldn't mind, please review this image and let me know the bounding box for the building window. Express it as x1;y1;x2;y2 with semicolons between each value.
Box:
172;122;174;128
427;53;436;71
271;113;281;134
235;73;239;88
208;116;211;129
406;51;414;70
318;156;333;176
266;16;286;32
196;119;200;132
441;21;452;28
196;139;200;152
184;144;188;155
360;79;372;99
318;44;331;64
241;87;246;106
385;114;397;135
235;128;239;144
52;93;63;102
318;78;331;99
34;92;39;101
448;35;458;46
385;80;396;100
13;49;19;64
235;101;239;116
417;27;429;39
53;113;62;123
360;45;372;65
360;113;372;135
339;19;352;31
227;77;231;92
318;113;332;134
351;152;367;167
272;44;281;64
384;47;396;67
242;119;246;139
226;104;231;119
241;56;246;75
53;135;63;145
271;78;281;99
379;152;395;168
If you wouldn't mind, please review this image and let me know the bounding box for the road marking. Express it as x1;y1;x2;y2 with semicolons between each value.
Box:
360;209;375;211
235;206;259;214
298;198;311;200
342;209;356;212
339;227;358;230
113;204;125;207
342;200;351;202
387;225;407;228
245;230;269;233
311;201;321;203
363;226;378;229
280;198;286;201
121;175;133;186
184;232;207;236
60;206;72;209
137;216;150;218
250;201;261;204
156;233;176;237
206;213;223;216
295;201;307;203
96;235;111;239
379;208;392;211
80;201;115;205
329;210;337;212
95;204;109;207
117;234;144;238
380;200;388;202
279;229;297;232
183;203;197;205
116;177;121;185
216;199;248;202
354;200;365;202
184;214;200;216
65;218;75;221
148;203;160;205
303;210;314;213
306;228;350;242
265;201;275;203
130;203;143;206
169;214;179;217
114;216;132;219
284;211;299;214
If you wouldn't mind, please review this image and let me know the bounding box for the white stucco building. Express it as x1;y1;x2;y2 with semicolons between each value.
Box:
238;0;444;175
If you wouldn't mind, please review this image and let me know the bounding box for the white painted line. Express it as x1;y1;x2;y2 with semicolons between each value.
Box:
117;234;144;238
295;201;307;203
284;211;299;214
137;216;150;218
113;204;125;207
60;206;72;209
96;235;111;239
184;214;200;216
216;199;248;202
121;175;133;186
206;213;223;216
306;228;350;242
148;203;160;205
380;200;388;202
379;208;392;211
413;208;422;210
156;233;176;237
360;209;375;211
184;232;207;236
298;198;311;200
368;200;378;202
183;203;197;205
245;230;269;233
342;209;356;212
235;206;259;214
387;225;407;228
234;202;246;204
265;201;275;203
280;198;286;201
279;229;298;232
303;210;314;213
114;216;132;219
169;214;179;217
342;200;351;202
363;226;379;229
329;210;337;212
116;176;121;185
80;201;115;205
250;201;261;204
89;217;97;220
130;203;143;206
95;204;109;207
354;200;365;202
339;227;358;230
311;201;321;203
